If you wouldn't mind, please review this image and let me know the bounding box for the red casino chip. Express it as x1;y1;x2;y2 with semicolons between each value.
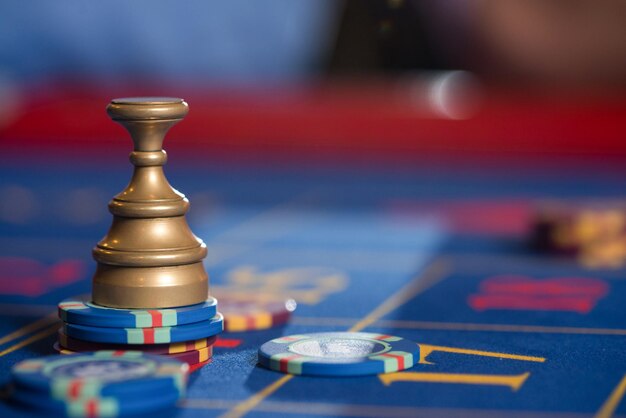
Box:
54;342;213;366
218;296;297;332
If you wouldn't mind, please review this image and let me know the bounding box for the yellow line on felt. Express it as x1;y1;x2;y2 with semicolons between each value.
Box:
419;344;545;363
188;399;589;418
218;375;294;418
211;193;321;418
381;321;626;336
290;317;626;336
216;258;450;418
0;323;59;358
595;374;626;418
0;312;57;347
350;259;449;332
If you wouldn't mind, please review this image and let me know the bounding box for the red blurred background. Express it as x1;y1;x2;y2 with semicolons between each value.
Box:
1;0;625;166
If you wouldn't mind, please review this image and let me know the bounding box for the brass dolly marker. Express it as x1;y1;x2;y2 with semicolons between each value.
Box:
92;97;209;308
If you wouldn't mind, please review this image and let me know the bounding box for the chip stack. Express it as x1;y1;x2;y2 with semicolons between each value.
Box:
218;295;297;333
8;352;188;417
532;200;626;268
52;97;223;371
56;295;223;371
257;332;420;377
9;98;222;417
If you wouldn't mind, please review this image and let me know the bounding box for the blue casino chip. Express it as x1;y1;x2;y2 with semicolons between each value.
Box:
11;384;179;418
63;313;224;345
258;332;420;376
11;352;188;401
58;296;218;328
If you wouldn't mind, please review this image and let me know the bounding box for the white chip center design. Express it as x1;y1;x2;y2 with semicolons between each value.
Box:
289;338;388;358
51;360;152;382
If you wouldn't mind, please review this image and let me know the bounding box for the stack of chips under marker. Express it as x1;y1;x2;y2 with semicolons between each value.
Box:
56;295;223;373
5;98;222;417
52;97;222;372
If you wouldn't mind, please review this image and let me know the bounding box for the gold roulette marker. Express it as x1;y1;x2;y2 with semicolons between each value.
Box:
92;98;209;308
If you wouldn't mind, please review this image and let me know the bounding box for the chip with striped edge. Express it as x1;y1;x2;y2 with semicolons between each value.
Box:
11;352;188;401
57;329;216;355
220;296;296;332
189;359;210;373
258;332;419;376
54;342;214;366
63;313;223;345
11;384;179;418
58;296;218;328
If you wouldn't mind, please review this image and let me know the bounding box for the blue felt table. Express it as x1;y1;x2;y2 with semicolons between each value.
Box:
1;157;625;418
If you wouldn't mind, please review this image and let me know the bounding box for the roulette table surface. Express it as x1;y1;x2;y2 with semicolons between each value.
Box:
0;83;625;417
